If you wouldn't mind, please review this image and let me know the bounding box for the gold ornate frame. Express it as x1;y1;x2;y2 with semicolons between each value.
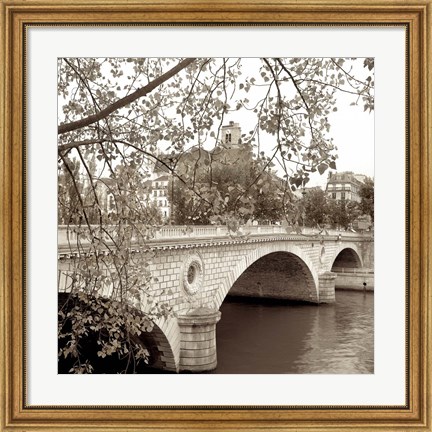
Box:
1;0;431;430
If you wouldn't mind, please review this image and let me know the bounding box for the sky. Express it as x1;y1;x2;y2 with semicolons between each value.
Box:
322;97;374;185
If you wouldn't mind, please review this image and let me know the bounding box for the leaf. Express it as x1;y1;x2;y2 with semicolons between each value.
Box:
317;163;328;175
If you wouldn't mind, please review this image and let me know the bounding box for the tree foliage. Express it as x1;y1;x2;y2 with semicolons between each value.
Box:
57;57;374;373
358;177;374;221
327;199;361;230
170;144;284;224
297;188;362;230
299;188;329;227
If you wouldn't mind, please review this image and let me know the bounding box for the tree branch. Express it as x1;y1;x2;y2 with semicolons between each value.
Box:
58;139;105;153
276;58;317;145
58;58;197;135
276;58;311;114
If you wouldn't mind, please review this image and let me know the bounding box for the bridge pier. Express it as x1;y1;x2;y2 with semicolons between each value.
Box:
177;308;221;372
318;272;337;303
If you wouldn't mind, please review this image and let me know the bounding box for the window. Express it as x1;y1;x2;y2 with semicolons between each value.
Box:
153;190;157;197
341;192;346;200
225;129;232;143
332;192;336;199
158;201;162;207
108;195;115;210
159;190;163;196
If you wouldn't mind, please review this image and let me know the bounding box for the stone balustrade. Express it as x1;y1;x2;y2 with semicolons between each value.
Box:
58;224;372;248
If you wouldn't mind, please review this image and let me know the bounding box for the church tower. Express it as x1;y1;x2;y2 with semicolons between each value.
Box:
221;121;242;147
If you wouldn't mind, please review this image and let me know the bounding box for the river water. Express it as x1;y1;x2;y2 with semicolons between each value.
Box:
211;291;374;374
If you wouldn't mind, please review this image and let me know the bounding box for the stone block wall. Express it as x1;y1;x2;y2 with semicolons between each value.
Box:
334;271;374;291
145;239;322;315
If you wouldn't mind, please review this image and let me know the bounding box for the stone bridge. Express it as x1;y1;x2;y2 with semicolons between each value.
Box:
58;225;374;373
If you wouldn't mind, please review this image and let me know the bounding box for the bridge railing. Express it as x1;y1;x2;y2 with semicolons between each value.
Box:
58;224;371;248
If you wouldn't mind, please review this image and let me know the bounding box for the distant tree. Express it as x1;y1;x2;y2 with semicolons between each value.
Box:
358;177;374;222
251;175;285;224
171;178;212;225
299;188;329;227
327;200;360;230
171;144;286;224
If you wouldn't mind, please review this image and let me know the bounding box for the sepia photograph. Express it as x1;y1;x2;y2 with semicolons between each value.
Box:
57;57;375;375
2;0;430;427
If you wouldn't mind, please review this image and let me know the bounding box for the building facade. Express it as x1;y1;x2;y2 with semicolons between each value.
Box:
325;171;365;202
150;175;170;220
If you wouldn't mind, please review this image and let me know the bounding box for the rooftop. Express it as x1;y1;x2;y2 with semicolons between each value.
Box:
327;171;366;185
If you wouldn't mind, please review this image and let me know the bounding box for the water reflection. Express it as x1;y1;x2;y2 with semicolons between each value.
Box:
212;291;373;374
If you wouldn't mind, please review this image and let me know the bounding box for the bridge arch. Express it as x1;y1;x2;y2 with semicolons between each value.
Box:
215;243;319;309
330;244;363;271
136;316;179;372
124;299;180;372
